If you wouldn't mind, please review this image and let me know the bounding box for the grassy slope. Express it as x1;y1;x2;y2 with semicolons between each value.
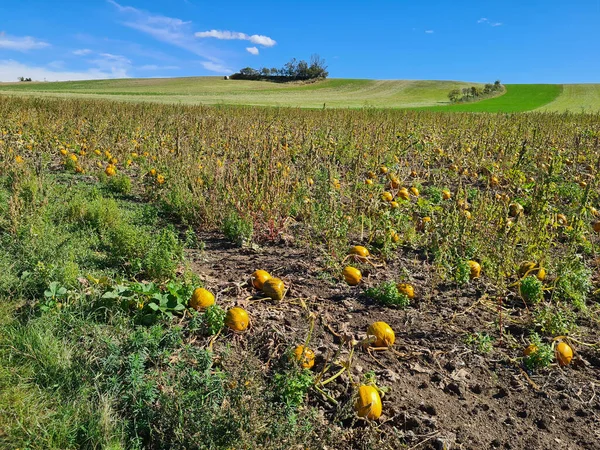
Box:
0;77;480;108
415;84;563;112
1;77;599;112
536;84;600;112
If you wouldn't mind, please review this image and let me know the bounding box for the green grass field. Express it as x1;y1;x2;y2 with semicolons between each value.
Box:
0;77;599;112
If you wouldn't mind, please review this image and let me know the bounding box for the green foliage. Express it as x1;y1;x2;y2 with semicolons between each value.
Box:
104;174;132;195
465;332;494;354
454;260;471;286
273;367;313;409
534;304;577;335
523;333;554;371
203;304;226;335
520;276;543;303
365;281;410;308
555;256;592;310
223;211;253;247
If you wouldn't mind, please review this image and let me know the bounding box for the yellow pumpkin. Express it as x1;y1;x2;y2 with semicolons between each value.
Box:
518;261;537;277
381;191;393;202
390;201;399;209
343;266;362;286
293;345;315;369
262;278;285;301
556;214;568;226
536;267;546;281
355;385;382;420
397;188;410;200
442;189;452;200
367;321;395;347
251;270;271;290
105;165;116;177
365;178;373;185
225;307;250;332
410;187;419;197
523;344;538;357
509;203;524;217
390;231;400;243
556;342;573;366
349;245;370;261
396;283;415;299
189;287;215;310
367;171;376;179
468;261;481;279
379;166;388;174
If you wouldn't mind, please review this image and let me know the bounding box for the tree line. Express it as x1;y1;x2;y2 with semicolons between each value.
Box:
230;54;328;82
448;80;503;103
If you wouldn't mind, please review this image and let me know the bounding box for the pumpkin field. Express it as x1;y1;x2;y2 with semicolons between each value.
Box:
1;96;599;449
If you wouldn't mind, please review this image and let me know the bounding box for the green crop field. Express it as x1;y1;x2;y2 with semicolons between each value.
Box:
0;77;599;112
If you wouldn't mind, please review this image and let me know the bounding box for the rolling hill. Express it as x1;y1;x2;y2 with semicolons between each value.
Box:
0;77;598;112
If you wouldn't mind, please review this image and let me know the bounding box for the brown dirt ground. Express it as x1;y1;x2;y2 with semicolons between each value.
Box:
187;232;600;450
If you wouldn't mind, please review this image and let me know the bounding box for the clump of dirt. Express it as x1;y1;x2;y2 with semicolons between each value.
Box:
188;233;599;450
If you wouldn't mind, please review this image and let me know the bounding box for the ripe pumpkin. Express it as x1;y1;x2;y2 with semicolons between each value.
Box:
293;345;315;369
251;270;271;290
390;201;399;209
379;166;388;174
343;266;362;286
349;245;370;261
593;221;600;233
225;307;250;332
105;165;116;177
262;278;285;301
410;187;419;197
536;267;547;281
365;178;373;185
390;231;400;243
442;189;452;200
189;287;215;310
556;214;568;226
468;261;481;279
509;203;524;217
381;191;393;202
524;343;538;357
397;188;410;200
367;171;376;179
396;283;415;299
556;342;573;366
355;385;382;420
367;321;395;347
518;261;537;277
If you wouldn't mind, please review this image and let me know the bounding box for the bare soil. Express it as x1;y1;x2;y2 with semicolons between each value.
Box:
187;233;600;450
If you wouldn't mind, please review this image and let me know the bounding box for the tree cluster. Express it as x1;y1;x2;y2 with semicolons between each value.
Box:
18;77;32;82
448;80;503;103
230;55;328;82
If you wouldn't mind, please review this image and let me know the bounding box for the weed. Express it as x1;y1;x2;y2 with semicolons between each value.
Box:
523;333;554;371
465;332;494;354
520;276;543;304
365;281;410;308
223;211;254;247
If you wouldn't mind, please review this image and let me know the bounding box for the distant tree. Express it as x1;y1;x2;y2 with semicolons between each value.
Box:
260;67;270;77
239;67;259;77
308;54;328;79
448;89;461;103
297;60;309;79
283;58;298;77
270;67;279;76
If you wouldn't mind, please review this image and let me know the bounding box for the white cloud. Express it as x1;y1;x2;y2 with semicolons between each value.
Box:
195;30;276;47
0;32;50;51
201;61;232;74
425;30;434;34
137;64;180;70
88;53;131;77
73;49;92;56
0;59;128;82
478;17;502;27
246;46;259;55
108;0;227;74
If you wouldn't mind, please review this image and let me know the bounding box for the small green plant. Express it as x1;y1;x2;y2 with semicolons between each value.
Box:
523;333;554;371
273;367;313;409
365;281;410;308
105;174;132;195
203;304;226;335
223;211;253;247
465;332;494;354
555;256;592;310
520;276;543;303
41;281;68;311
534;304;577;335
454;260;471;286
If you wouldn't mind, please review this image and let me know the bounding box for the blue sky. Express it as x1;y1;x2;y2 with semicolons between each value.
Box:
0;0;598;83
